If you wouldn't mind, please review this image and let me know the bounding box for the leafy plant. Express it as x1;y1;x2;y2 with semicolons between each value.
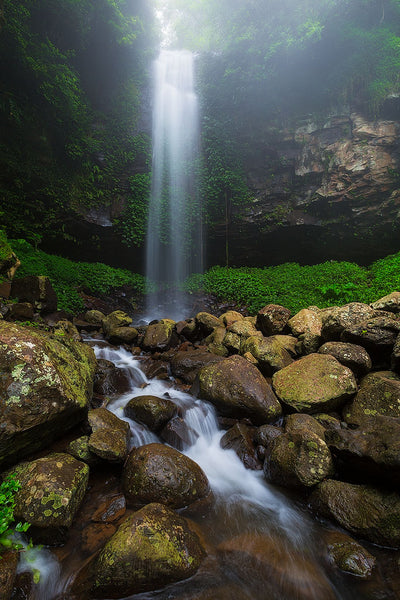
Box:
0;474;30;552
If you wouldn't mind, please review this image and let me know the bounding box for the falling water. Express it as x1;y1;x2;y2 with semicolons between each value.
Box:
146;50;202;320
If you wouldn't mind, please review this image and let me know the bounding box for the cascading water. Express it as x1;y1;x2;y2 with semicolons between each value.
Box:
146;50;202;320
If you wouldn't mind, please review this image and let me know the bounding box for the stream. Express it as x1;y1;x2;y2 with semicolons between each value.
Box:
16;342;399;600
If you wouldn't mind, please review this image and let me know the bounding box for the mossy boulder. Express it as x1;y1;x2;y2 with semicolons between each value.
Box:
321;303;375;341
220;310;243;327
371;292;400;313
92;503;206;598
87;408;130;463
325;531;375;578
142;319;176;351
343;370;400;426
264;430;334;488
285;413;326;440
341;315;400;357
101;310;132;338
107;326;138;345
241;335;293;376
272;353;357;414
124;395;177;432
196;355;282;425
170;350;224;384
84;309;105;325
11;453;89;542
122;443;210;509
310;479;400;547
94;358;131;397
195;312;222;336
318;342;372;378
256;304;291;336
325;415;400;486
68;436;100;466
0;321;96;468
204;326;229;357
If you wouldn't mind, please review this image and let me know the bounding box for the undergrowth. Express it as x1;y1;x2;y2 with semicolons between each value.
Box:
11;239;147;314
184;254;400;314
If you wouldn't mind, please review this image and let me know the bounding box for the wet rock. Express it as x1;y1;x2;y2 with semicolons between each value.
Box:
310;479;400;547
142;319;176;351
170;350;224;384
272;353;357;414
92;503;206;598
285;413;326;440
325;415;400;486
53;319;81;342
256;304;291;336
196;355;282;425
391;333;400;373
7;302;34;321
220;310;243;328
288;308;322;354
122;443;210;509
218;533;336;600
265;430;334;488
11;453;89;543
220;423;261;470
84;310;106;326
0;550;18;600
371;292;400;313
93;358;132;397
204;326;229;357
81;523;116;556
223;319;261;354
318;341;372;378
314;413;342;431
101;310;132;338
321;303;375;341
241;335;293;376
195;312;222;336
107;326;138;345
175;318;197;341
341;315;400;359
0;321;96;468
91;494;126;523
68;436;100;466
325;530;375;578
88;408;130;463
160;415;199;450
124;394;177;432
254;424;283;447
343;370;400;426
10;275;57;314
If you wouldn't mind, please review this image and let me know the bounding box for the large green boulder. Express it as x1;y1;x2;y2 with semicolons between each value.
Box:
310;479;400;547
87;408;130;463
122;443;210;509
142;319;176;351
272;353;357;413
242;335;293;376
92;503;206;598
343;370;400;426
101;310;132;338
197;355;282;425
265;430;334;488
11;453;89;542
0;321;96;467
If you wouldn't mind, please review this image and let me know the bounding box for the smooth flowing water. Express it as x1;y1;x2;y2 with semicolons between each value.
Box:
86;344;392;600
145;50;202;320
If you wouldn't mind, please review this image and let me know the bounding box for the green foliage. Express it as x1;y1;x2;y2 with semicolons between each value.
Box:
114;171;151;247
0;0;155;248
185;252;400;314
11;239;147;313
0;474;30;552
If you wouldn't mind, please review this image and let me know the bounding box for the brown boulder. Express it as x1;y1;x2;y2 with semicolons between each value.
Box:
196;355;282;425
318;341;372;377
124;394;177;432
343;370;400;426
10;275;57;314
256;304;291;336
220;423;261;470
122;443;210;509
170;350;224;383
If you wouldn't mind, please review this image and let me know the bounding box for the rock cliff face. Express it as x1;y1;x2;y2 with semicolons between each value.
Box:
209;107;400;267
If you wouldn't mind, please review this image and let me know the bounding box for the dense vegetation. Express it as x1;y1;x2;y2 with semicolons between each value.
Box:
11;239;146;314
0;0;155;249
6;235;400;316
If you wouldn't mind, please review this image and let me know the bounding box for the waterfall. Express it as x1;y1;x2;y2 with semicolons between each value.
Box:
145;49;202;320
